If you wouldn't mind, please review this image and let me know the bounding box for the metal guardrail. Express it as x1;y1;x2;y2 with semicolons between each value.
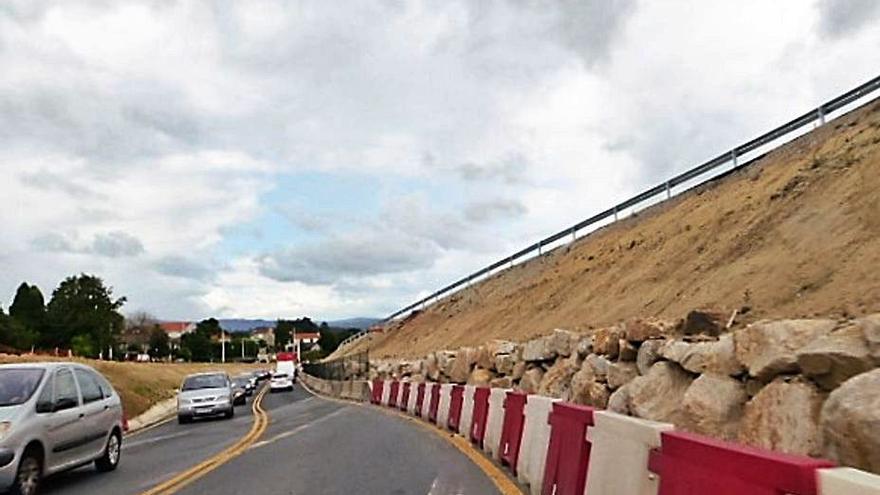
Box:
302;351;370;380
385;74;880;322
337;329;370;350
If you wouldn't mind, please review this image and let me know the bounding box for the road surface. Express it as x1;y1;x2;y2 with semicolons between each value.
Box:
39;384;502;495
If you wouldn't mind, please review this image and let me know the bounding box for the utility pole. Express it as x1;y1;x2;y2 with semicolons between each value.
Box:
221;330;226;363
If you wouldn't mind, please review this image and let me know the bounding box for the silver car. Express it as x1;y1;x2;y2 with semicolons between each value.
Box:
0;362;125;495
176;372;235;424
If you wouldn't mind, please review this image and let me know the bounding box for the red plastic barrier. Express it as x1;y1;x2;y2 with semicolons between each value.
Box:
647;431;836;495
447;385;465;432
428;383;441;423
470;387;491;447
499;391;528;475
399;382;411;411
389;381;400;408
541;402;595;495
415;383;426;415
371;379;383;405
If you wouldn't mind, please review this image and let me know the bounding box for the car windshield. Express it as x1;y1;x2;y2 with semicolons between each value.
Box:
182;374;227;391
232;378;248;386
0;369;45;407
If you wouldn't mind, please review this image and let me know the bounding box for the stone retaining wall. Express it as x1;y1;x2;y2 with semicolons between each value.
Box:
300;373;372;402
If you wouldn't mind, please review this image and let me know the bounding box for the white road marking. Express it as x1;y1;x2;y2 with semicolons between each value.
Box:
123;431;191;450
250;408;349;450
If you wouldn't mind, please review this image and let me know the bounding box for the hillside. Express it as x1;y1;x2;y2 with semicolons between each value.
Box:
353;99;880;359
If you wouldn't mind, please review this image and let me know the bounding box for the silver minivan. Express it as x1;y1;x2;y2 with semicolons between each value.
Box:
0;362;125;495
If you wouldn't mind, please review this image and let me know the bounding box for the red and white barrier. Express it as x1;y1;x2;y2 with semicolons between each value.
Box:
819;467;880;495
499;391;528;474
421;383;436;420
517;395;560;495
388;381;400;408
406;382;419;415
584;410;674;495
542;402;595;495
437;384;453;427
380;380;392;407
459;385;476;439
370;379;383;405
484;387;509;460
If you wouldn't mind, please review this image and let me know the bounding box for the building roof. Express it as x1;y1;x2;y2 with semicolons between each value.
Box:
293;332;320;340
159;322;193;333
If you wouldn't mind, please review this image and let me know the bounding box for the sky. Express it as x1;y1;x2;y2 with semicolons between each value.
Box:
1;0;878;321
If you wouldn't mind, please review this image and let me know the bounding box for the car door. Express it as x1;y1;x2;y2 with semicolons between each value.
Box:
41;367;87;472
73;368;112;459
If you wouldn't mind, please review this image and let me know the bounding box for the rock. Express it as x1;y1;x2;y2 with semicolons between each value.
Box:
592;327;622;358
538;358;580;399
744;379;763;398
511;361;527;380
487;340;517;356
468;368;494;386
820;369;880;472
518;367;545;394
856;314;880;362
437;351;457;377
570;366;610;408
636;339;664;375
584;354;612;381
490;376;513;389
796;323;873;390
681;309;728;336
618;340;638;362
550;329;577;357
575;336;593;357
627;362;694;423
738;378;824;456
426;353;440;381
495;354;516;375
659;334;744;376
734;319;837;380
474;346;494;370
607;362;639;390
607;384;631;414
624;318;675;342
522;335;557;362
682;374;747;440
447;354;472;384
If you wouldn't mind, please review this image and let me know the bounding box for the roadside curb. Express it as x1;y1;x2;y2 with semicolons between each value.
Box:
126;397;178;437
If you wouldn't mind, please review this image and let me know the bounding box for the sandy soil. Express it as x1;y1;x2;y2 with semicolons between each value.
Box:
350;99;880;359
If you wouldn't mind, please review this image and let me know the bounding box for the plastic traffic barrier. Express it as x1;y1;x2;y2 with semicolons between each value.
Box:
585;410;674;495
818;467;880;495
459;385;476;439
415;383;427;416
407;382;420;414
648;431;835;495
399;382;411;412
470;387;491;448
388;381;400;408
541;402;595;495
485;388;509;460
517;395;560;495
437;384;453;427
371;379;384;405
422;383;436;420
380;380;391;406
448;385;465;432
499;391;528;475
428;383;441;423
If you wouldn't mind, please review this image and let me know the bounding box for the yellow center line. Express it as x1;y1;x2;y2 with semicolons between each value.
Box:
138;386;270;495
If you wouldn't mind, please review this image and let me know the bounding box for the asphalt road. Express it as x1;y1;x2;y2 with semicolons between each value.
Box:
38;384;502;495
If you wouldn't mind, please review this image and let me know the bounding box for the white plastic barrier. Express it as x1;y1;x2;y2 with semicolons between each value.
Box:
517;395;560;495
437;384;453;427
421;383;435;420
380;381;392;406
484;388;509;460
819;467;880;495
584;410;675;495
407;383;420;415
458;385;476;438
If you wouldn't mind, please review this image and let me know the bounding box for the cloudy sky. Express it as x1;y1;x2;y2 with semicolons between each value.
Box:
1;0;878;321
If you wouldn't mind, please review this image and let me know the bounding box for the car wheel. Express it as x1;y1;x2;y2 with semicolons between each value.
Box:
10;450;41;495
95;430;122;472
225;407;234;419
178;415;191;425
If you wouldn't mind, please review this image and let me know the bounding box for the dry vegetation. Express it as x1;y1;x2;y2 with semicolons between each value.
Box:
347;99;880;359
0;354;263;418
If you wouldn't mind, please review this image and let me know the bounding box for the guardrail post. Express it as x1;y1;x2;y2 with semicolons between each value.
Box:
731;149;738;168
571;227;577;242
613;206;618;221
818;105;826;125
665;180;671;199
538;240;543;256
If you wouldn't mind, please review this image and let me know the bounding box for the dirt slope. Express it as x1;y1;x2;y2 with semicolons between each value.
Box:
358;99;880;359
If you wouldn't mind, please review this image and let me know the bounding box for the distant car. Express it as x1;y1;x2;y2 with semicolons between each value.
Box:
269;373;293;393
230;378;248;406
177;373;234;423
0;362;125;495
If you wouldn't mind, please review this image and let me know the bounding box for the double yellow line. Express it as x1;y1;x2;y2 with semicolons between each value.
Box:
140;386;269;495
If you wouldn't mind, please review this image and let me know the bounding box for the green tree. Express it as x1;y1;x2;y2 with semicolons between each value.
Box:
45;274;126;356
275;319;294;348
9;282;46;333
148;326;170;359
179;318;220;362
0;306;38;351
71;334;95;357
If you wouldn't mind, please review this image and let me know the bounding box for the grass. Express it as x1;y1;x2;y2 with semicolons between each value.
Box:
0;354;265;419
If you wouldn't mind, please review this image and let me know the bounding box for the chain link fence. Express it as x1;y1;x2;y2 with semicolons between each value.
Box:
302;351;370;381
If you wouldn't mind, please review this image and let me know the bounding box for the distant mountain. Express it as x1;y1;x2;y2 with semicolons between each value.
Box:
218;317;381;333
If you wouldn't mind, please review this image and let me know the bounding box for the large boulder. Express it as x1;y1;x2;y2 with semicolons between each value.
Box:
518;367;545;394
592;327;622;358
490;376;513;389
607;383;631;414
487;340;517;356
538;357;580;400
680;309;729;336
437;351;457;378
473;346;494;370
570;365;610;408
584;354;611;382
618;340;638;362
425;353;440;381
468;368;494;386
738;378;824;456
495;353;517;375
734;319;837;380
796;323;873;390
522;335;557;362
626;362;694;424
552;329;578;357
636;339;664;375
447;354;472;384
856;314;880;362
624;318;675;342
820;369;880;472
607;362;639;390
511;361;527;380
682;374;747;440
660;334;744;376
575;336;593;357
